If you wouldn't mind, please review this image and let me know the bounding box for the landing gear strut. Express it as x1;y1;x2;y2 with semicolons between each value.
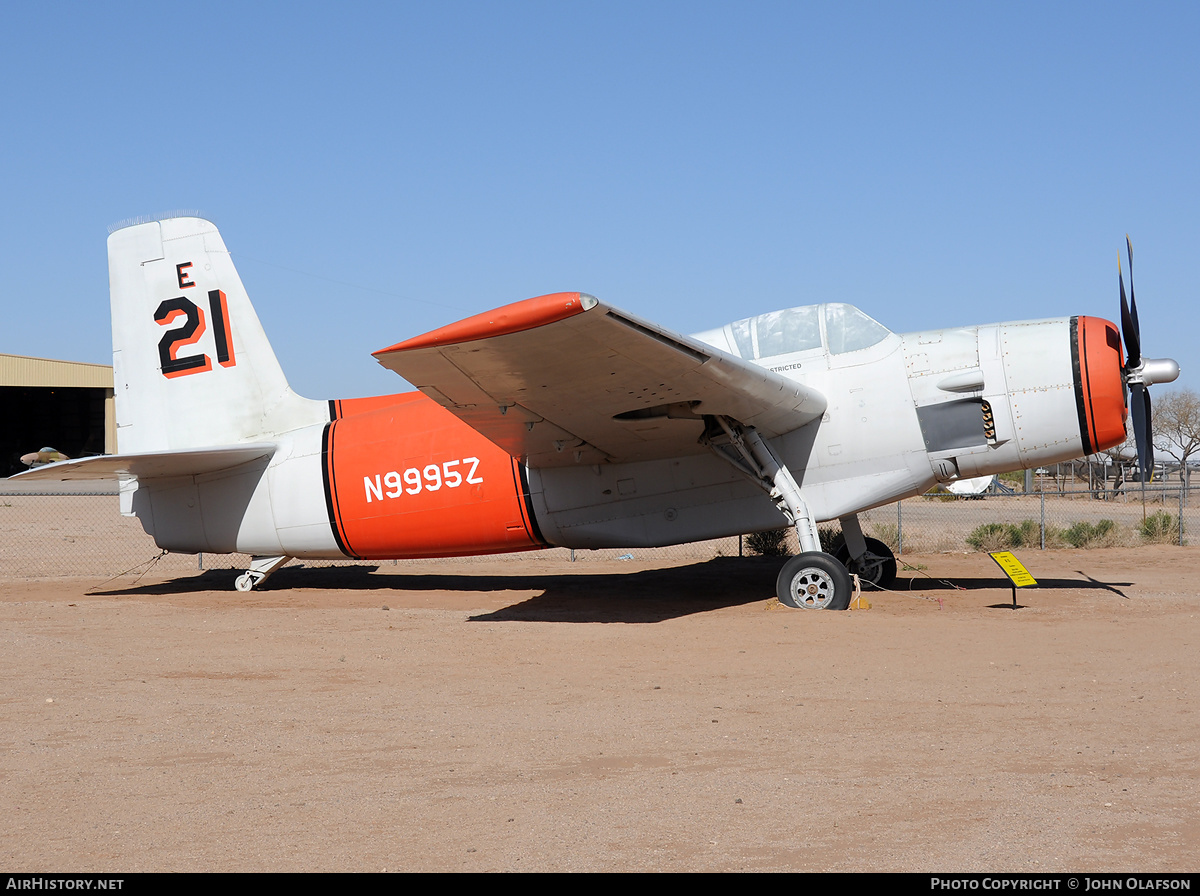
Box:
834;514;897;589
704;415;853;610
234;555;291;592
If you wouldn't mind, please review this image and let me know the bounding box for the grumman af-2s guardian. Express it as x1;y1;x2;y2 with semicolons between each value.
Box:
16;218;1180;608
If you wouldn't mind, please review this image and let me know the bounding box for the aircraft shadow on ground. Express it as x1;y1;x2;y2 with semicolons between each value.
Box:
892;574;1130;596
91;557;1135;622
93;558;777;623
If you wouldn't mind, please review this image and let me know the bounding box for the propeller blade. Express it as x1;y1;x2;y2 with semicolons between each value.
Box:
1127;235;1141;336
1119;255;1141;369
1129;382;1153;480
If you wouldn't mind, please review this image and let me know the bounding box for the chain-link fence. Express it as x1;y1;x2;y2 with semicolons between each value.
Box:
856;485;1192;553
1;481;1194;579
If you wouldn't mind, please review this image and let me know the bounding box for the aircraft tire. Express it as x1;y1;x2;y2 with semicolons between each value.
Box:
833;537;897;590
776;552;853;610
235;573;256;592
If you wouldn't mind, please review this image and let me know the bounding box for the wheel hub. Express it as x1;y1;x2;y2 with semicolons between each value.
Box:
791;566;836;609
851;553;886;583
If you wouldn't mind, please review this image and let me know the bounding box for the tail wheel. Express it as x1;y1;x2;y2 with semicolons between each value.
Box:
833;537;897;590
776;552;853;610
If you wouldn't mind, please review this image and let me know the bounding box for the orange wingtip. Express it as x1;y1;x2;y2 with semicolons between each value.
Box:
374;292;596;355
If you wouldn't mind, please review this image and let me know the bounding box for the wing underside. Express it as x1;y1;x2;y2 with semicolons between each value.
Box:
373;293;826;467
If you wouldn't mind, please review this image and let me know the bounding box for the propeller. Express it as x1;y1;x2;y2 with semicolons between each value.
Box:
1118;237;1180;481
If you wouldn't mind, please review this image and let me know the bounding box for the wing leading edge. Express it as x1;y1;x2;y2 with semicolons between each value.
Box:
373;293;827;467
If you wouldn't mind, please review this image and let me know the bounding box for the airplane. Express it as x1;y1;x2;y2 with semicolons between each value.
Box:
14;217;1180;608
20;447;70;468
942;474;995;497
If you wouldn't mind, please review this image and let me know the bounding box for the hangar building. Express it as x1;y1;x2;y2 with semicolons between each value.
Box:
1;354;115;478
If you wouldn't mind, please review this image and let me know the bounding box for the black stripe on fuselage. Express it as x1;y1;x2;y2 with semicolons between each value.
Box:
320;421;356;558
517;462;547;546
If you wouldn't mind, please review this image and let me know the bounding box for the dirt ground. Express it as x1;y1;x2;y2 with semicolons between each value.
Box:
2;546;1198;872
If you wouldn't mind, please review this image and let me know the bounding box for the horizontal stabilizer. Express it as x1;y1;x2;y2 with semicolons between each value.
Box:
10;444;276;481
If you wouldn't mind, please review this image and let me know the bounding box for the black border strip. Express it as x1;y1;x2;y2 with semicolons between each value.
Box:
516;461;548;546
1069;316;1095;456
320;421;356;558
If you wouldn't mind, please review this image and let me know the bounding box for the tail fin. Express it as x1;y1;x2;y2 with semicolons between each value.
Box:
108;217;324;453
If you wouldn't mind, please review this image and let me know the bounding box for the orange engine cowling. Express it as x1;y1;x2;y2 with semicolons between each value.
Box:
321;393;545;559
1072;316;1128;455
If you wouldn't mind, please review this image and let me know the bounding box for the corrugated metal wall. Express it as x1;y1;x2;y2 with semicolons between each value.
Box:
0;353;113;388
1;355;117;470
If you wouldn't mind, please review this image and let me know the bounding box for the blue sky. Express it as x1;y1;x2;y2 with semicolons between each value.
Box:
2;2;1197;400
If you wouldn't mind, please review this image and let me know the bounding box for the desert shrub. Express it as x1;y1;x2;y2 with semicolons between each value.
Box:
966;523;1014;551
746;528;790;556
1041;524;1070;549
966;520;1042;551
818;524;842;553
870;523;899;552
1062;519;1119;548
1140;511;1182;545
1013;519;1041;546
745;525;853;555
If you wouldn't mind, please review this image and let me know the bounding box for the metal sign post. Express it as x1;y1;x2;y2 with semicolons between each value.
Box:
988;551;1038;610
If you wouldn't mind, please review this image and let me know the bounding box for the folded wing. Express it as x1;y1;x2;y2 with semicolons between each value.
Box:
373;293;826;467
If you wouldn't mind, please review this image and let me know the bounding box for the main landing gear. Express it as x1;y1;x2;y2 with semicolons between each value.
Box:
775;533;898;610
703;415;896;610
833;536;897;590
773;532;896;610
831;513;897;590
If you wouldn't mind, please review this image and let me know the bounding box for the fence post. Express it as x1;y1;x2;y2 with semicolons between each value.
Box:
1180;486;1186;547
897;500;903;555
1040;492;1045;549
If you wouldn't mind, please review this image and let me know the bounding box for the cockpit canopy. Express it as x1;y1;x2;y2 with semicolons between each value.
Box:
694;303;893;360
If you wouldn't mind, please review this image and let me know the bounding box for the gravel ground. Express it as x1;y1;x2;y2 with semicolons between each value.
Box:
2;546;1198;872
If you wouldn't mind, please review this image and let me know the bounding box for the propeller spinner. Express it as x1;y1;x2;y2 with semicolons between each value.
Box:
1119;237;1180;480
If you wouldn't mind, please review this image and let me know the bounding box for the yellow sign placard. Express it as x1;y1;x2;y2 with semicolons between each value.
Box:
989;551;1037;587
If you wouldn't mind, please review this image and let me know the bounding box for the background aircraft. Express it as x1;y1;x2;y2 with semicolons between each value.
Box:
20;447;70;468
15;218;1179;608
943;474;996;497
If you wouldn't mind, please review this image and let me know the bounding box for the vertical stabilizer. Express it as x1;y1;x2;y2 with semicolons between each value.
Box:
109;217;325;452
